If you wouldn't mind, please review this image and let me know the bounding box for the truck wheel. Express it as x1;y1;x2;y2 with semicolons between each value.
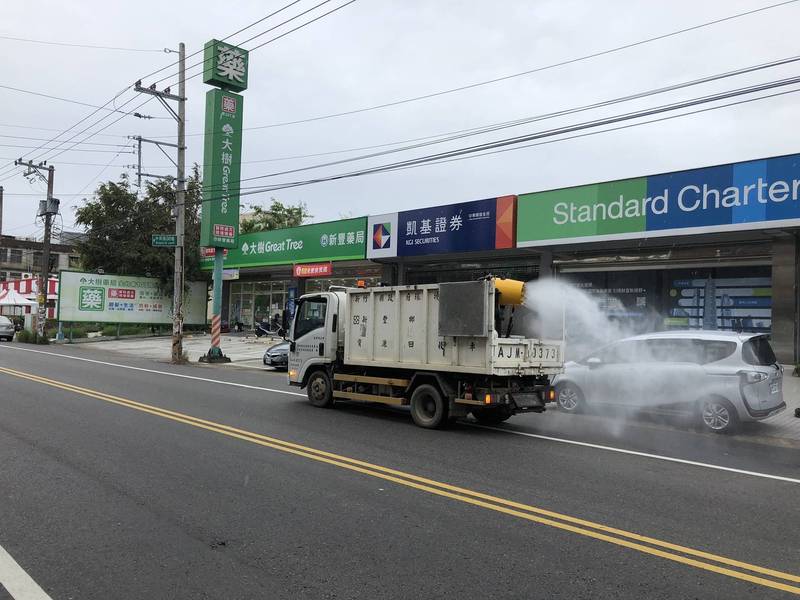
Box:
410;384;448;429
307;370;334;408
472;408;511;425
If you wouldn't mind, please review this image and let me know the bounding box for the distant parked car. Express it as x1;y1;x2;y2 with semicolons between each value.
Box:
552;331;785;434
0;315;15;341
263;341;289;369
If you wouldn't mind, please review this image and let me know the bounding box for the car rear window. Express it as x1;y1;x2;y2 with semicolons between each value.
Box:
742;336;778;366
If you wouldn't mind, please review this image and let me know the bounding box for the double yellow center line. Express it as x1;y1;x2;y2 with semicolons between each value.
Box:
2;364;798;595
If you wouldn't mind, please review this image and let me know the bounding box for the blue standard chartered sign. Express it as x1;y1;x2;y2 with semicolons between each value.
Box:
518;153;800;246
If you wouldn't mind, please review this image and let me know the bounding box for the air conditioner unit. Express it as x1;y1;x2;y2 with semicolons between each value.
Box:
22;273;33;279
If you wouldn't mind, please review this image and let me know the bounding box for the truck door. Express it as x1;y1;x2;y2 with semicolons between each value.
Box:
288;295;330;384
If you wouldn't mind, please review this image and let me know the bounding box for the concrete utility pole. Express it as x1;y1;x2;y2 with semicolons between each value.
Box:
14;160;58;338
0;185;4;236
172;42;187;363
134;42;187;363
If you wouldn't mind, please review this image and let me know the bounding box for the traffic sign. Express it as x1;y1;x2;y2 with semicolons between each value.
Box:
151;234;177;247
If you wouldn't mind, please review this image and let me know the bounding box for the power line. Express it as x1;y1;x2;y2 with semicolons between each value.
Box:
153;0;353;89
0;84;165;117
0;34;165;53
0;145;134;153
220;75;800;195
0;134;133;147
142;54;800;174
175;0;800;136
0;122;128;138
134;0;308;85
198;60;800;193
4;85;793;253
0;1;331;185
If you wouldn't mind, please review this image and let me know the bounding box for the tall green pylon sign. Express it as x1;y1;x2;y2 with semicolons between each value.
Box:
200;39;248;364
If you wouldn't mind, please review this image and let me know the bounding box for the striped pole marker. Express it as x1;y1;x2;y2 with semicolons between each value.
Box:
211;314;221;348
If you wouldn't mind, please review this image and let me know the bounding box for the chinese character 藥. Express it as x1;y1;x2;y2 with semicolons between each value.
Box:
217;45;246;83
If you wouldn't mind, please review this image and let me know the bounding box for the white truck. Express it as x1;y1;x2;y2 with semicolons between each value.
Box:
287;278;564;428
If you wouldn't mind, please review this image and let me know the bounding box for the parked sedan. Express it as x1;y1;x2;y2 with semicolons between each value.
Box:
0;315;15;341
263;341;289;369
552;330;785;434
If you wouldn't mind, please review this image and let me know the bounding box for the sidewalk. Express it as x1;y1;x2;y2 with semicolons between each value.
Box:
60;332;283;366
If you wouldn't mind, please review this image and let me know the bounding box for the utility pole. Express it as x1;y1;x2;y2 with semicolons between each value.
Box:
174;41;186;364
14;160;58;338
0;185;4;236
134;42;186;363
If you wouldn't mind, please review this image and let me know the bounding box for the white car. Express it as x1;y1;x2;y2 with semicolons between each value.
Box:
0;315;15;341
552;330;785;434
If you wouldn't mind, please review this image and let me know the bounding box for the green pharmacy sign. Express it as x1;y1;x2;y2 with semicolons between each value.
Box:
201;218;368;269
203;40;249;92
199;88;244;248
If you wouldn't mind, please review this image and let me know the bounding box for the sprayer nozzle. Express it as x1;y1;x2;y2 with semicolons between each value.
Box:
493;277;525;306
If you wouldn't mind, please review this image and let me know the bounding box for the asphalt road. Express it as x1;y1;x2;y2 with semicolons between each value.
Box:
0;344;798;599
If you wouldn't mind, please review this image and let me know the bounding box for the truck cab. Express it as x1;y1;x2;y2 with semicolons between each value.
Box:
287;290;343;387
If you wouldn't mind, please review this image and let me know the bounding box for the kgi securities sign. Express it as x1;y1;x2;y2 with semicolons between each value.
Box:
517;153;800;246
367;196;516;258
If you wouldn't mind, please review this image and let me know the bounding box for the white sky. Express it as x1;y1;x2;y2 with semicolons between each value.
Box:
1;0;799;238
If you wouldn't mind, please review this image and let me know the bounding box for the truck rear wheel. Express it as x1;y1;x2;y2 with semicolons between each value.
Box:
307;370;334;408
410;384;448;429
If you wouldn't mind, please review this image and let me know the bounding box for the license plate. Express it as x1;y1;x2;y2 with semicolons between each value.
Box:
531;345;559;361
770;381;780;394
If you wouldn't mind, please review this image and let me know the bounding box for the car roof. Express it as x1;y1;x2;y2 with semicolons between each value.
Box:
620;330;764;343
0;315;11;322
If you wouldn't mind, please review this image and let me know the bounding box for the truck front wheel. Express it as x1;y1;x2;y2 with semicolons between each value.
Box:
307;370;334;408
410;384;448;428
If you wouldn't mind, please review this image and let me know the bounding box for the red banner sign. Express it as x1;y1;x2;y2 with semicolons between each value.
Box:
293;262;333;278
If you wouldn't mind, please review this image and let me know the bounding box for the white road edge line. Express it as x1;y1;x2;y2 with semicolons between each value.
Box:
0;543;53;600
472;424;800;485
2;345;797;485
0;345;305;397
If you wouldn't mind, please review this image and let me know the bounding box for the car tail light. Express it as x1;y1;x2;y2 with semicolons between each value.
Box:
740;371;768;384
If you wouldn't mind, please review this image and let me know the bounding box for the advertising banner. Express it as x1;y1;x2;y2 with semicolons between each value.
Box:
293;263;333;278
367;196;515;258
201;218;367;269
200;88;244;248
517;153;800;246
57;271;207;325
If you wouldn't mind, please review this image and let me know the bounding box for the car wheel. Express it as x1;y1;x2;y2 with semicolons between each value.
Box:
307;370;334;408
555;382;585;413
410;384;448;429
699;397;739;434
472;407;511;425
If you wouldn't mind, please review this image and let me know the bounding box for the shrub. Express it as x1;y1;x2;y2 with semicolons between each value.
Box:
15;330;50;344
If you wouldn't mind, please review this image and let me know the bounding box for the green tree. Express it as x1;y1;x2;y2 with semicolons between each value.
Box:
74;168;206;292
240;198;310;234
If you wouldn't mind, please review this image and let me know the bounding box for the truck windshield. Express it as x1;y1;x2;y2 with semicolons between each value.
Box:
293;297;327;339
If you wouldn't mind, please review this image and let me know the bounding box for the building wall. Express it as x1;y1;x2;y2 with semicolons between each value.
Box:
771;235;798;363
